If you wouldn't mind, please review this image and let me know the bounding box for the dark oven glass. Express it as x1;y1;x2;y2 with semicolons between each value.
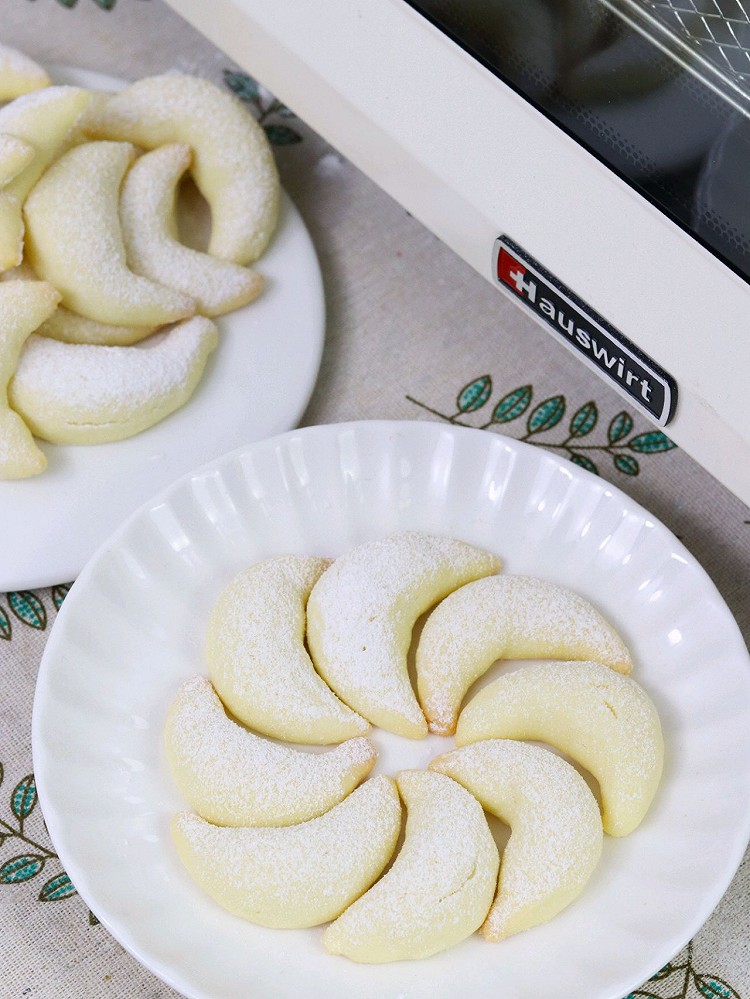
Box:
404;0;750;285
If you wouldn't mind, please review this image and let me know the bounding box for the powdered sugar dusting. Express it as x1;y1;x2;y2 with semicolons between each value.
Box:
0;135;33;187
24;140;195;326
0;280;59;477
9;316;217;444
172;775;401;928
0;44;50;98
84;73;279;265
0;87;90;200
323;769;498;961
120;143;263;317
430;740;602;940
165;675;377;827
207;555;369;744
418;574;633;735
456;661;664;836
307;532;501;737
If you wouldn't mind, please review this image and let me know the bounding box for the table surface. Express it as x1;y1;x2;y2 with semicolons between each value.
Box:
1;2;749;997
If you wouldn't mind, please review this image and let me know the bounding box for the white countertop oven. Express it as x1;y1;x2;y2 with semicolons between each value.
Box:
165;0;750;505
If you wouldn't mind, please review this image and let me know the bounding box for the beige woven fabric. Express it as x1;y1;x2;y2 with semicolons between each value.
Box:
0;1;748;997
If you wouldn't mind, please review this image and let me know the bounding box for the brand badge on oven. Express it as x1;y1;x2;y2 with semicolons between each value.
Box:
492;236;677;426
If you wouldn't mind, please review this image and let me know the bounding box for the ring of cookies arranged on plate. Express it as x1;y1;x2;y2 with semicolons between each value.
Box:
165;530;664;964
0;44;279;479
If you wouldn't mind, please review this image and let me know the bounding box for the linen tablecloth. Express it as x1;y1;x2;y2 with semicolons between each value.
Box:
1;1;749;996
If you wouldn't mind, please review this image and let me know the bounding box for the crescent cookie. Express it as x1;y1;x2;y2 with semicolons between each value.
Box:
323;769;499;962
172;775;402;928
1;261;155;345
0;279;60;479
23;140;196;326
0;135;34;187
430;741;603;941
0;44;50;99
9;316;218;445
306;532;501;738
417;574;633;735
165;676;377;827
83;72;280;264
120;143;264;317
206;556;370;745
455;660;664;837
0;86;91;270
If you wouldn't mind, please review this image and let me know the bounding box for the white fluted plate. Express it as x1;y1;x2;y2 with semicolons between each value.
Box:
33;421;750;999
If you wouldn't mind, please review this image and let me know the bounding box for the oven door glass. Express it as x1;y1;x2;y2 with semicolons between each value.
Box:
405;0;750;286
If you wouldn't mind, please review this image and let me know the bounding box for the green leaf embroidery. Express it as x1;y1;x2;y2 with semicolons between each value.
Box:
52;585;70;611
492;385;532;423
570;453;598;475
89;909;100;926
0;854;45;884
696;977;740;999
614;454;640;476
569;401;598;438
92;0;117;8
628;431;677;454
651;962;674;980
38;872;77;902
0;605;10;640
8;591;47;630
264;124;302;145
527;395;565;435
222;70;260;104
457;375;492;414
11;775;37;821
608;411;634;444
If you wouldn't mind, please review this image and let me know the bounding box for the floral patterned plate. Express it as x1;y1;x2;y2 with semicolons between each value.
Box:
0;66;325;592
32;420;750;999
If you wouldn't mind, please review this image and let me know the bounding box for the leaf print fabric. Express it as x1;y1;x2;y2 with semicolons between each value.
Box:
408;374;677;479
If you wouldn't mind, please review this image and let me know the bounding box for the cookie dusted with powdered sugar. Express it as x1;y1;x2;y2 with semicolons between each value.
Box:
206;555;370;745
83;72;279;265
307;532;501;739
417;574;633;735
456;660;664;837
172;776;401;929
165;676;376;827
431;740;603;941
324;769;498;962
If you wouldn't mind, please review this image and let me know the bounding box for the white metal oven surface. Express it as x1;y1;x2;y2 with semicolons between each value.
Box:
164;0;750;505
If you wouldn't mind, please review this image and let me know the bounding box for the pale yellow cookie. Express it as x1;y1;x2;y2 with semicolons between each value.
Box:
207;555;369;745
306;532;501;738
1;261;155;344
0;135;34;187
165;676;377;827
23;140;196;326
0;86;91;269
417;575;633;735
430;740;603;941
120;143;264;317
9;315;217;445
456;661;664;836
36;308;156;346
172;775;402;928
0;279;60;478
0;45;50;100
324;769;499;963
84;72;280;264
